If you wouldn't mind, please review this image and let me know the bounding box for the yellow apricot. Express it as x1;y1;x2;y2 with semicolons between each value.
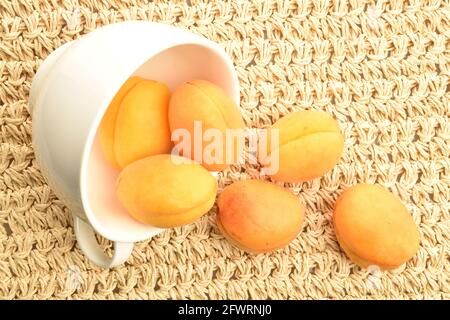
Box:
333;184;420;270
116;154;217;228
99;77;142;168
169;80;245;171
217;179;305;253
99;77;172;169
260;110;344;183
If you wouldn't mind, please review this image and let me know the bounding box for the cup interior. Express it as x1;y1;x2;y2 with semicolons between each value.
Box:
84;44;237;242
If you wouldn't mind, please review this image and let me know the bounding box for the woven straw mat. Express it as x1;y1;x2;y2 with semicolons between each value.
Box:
0;0;449;300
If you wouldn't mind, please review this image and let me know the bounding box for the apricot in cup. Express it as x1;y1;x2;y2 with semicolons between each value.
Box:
169;80;245;171
99;77;172;169
116;154;217;228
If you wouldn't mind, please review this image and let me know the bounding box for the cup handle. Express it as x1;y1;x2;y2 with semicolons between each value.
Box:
73;216;134;268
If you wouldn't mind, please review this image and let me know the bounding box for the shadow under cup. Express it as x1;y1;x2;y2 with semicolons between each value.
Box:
83;44;238;243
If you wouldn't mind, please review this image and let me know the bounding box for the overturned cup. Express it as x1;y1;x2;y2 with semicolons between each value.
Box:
29;21;240;268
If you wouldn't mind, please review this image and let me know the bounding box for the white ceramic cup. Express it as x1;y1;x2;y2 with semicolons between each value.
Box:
29;21;240;268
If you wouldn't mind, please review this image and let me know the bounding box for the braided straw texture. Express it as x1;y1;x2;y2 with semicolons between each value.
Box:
0;0;449;300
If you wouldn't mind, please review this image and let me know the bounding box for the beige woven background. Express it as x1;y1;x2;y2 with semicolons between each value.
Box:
0;0;449;299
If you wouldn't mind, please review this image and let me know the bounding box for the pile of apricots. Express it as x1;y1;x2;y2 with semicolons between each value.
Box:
99;76;420;270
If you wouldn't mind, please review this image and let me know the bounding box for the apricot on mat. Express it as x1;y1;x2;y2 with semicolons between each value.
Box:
116;154;217;228
260;110;344;183
333;184;420;270
169;80;245;171
99;76;172;169
217;179;305;253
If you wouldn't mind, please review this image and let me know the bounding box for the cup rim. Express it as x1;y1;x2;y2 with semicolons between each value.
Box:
78;35;240;242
